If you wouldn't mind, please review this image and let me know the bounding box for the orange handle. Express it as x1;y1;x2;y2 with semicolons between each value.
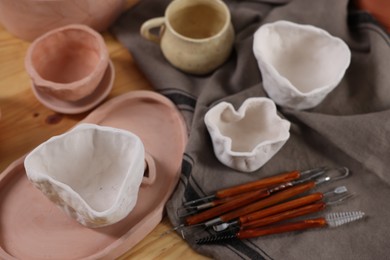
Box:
185;189;270;226
239;192;324;224
208;191;260;207
220;181;316;223
242;202;326;229
237;218;327;239
215;170;301;198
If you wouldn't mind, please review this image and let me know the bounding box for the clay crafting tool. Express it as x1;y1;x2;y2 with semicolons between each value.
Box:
196;211;365;244
188;167;349;228
182;167;327;208
163;167;349;237
212;186;351;232
184;173;321;226
178;167;329;218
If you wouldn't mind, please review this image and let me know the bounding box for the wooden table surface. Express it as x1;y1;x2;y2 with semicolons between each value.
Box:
0;1;209;259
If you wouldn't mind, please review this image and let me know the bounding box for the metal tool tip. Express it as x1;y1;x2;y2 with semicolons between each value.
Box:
334;186;348;194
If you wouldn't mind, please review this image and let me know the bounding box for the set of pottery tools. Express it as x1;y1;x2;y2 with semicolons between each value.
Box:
172;167;365;243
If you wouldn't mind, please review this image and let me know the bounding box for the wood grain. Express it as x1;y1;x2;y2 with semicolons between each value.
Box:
0;1;209;259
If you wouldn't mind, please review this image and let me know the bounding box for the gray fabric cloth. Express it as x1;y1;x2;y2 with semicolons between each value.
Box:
112;0;390;259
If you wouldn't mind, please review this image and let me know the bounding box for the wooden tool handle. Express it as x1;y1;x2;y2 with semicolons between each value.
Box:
216;170;300;198
185;189;270;226
210;191;260;207
237;218;327;239
239;192;324;224
220;181;316;223
242;202;326;229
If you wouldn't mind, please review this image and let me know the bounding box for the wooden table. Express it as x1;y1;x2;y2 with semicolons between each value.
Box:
0;2;208;259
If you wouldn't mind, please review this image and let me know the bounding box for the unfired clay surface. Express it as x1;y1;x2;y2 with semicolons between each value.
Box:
25;24;109;102
205;97;290;172
24;123;146;228
253;21;351;110
0;91;187;260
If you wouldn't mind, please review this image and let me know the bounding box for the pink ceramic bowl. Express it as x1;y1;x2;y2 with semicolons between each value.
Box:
25;24;109;102
0;0;125;41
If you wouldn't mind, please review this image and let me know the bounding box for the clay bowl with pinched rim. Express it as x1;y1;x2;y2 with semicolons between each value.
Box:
253;20;351;110
25;24;109;102
24;123;146;228
205;97;291;172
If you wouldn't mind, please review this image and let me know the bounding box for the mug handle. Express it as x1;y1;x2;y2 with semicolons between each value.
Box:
140;17;165;44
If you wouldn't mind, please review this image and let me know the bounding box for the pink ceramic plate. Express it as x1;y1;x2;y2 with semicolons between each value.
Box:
31;60;115;114
0;91;187;260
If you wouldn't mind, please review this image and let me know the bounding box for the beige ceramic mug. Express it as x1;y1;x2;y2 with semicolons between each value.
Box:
140;0;235;75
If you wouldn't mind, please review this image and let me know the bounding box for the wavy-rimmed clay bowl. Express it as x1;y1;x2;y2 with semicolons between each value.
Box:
253;20;351;110
24;123;145;228
205;97;291;172
0;91;186;259
0;0;125;41
25;24;109;102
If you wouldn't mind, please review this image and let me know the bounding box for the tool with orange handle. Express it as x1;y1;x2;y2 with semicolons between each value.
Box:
162;167;349;237
179;167;329;220
196;211;365;244
182;167;327;208
188;167;349;227
212;186;350;232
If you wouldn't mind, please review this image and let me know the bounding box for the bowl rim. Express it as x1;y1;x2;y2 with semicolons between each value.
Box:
253;20;351;97
25;24;109;91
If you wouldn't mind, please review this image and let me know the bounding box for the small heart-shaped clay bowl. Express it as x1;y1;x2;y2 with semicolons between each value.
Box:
205;97;291;172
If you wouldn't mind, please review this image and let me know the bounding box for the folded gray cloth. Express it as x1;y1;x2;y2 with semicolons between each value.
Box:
112;0;390;259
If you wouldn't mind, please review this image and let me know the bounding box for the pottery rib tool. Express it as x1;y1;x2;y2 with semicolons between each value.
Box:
212;186;351;232
196;211;365;244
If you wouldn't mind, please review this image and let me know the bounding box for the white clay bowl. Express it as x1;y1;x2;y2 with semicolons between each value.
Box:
205;97;291;172
253;20;351;110
24;123;145;228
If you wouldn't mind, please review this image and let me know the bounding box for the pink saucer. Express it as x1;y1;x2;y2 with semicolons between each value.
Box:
31;60;115;114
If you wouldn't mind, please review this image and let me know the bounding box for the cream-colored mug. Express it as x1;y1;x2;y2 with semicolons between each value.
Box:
140;0;235;75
